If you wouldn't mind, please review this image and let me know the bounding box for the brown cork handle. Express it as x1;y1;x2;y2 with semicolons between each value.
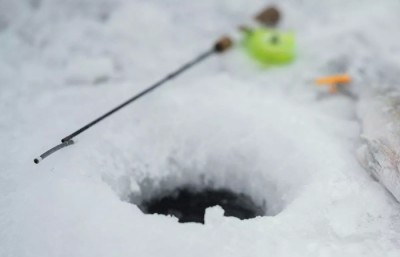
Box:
214;36;233;53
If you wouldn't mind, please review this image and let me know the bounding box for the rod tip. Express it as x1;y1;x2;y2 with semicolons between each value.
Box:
33;157;42;164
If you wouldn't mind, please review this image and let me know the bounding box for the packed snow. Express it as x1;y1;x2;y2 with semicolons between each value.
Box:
1;0;400;256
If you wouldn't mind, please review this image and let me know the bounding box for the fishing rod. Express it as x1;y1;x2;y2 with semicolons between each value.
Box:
34;6;280;164
34;37;233;164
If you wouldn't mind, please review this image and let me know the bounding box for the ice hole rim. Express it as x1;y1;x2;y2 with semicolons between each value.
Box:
126;168;288;224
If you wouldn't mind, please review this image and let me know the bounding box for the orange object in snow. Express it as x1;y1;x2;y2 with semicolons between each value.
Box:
315;74;352;93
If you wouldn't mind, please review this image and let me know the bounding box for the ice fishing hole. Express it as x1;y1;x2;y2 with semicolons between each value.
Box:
138;187;265;224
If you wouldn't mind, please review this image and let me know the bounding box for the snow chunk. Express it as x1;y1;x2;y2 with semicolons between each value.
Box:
205;205;225;225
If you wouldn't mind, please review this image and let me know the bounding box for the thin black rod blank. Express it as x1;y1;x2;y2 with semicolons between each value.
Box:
34;36;233;164
61;48;215;143
34;48;216;164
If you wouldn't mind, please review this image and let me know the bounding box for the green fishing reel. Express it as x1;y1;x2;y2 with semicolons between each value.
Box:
243;28;296;65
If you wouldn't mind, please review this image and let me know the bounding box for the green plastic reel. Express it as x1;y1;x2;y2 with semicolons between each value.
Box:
243;28;296;65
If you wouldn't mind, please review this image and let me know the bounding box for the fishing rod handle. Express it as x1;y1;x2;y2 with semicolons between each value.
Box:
214;36;233;53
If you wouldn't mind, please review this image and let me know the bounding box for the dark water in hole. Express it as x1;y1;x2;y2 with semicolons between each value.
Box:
140;188;264;224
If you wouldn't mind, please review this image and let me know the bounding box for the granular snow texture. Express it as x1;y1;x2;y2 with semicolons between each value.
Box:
1;0;400;257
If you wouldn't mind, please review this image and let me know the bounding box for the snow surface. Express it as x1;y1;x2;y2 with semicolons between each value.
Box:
357;91;400;202
1;0;400;256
